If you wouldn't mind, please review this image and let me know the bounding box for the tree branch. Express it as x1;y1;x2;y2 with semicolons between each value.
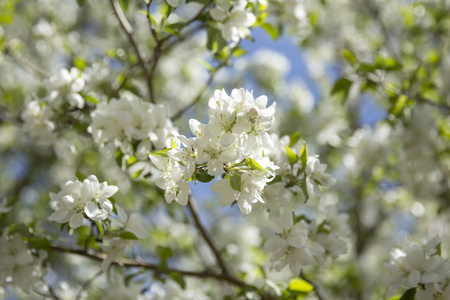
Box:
170;60;227;121
49;243;247;288
110;0;155;103
186;193;231;275
300;271;325;300
4;46;48;80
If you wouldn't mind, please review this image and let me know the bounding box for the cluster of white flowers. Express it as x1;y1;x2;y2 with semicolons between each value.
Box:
89;93;175;164
0;234;47;291
151;88;278;214
260;133;347;275
210;0;257;45
385;235;450;299
248;49;291;91
48;175;118;228
264;195;349;276
47;67;86;109
21;67;87;145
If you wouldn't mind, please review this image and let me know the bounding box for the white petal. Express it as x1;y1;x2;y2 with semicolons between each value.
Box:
85;201;99;219
69;213;84;228
207;159;223;176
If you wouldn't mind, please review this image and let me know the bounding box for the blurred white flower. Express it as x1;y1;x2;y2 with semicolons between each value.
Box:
48;175;118;228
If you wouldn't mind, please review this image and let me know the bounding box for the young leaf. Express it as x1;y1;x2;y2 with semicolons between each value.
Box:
261;23;279;40
169;272;186;289
157;246;174;260
331;78;352;96
246;158;266;173
341;49;357;66
94;221;104;239
289;132;301;147
119;232;139;240
399;288;417;300
230;172;242;192
299;141;307;169
195;170;215;183
288;278;313;293
284;145;298;166
148;148;170;157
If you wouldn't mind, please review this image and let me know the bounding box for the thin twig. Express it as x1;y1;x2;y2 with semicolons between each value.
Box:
4;46;48;80
76;270;103;300
413;94;450;112
49;243;247;288
109;0;155;103
170;60;226;121
40;278;61;300
186;193;230;275
300;271;325;300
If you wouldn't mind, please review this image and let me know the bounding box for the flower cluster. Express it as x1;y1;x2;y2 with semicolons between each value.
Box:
21;67;86;145
48;175;118;228
210;0;257;45
89;93;175;164
264;195;349;275
151;88;277;214
0;234;47;291
385;235;450;299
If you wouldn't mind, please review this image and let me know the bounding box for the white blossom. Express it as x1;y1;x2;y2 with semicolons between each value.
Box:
264;211;324;275
210;0;256;44
385;235;450;298
0;234;47;290
150;155;190;206
48;175;118;228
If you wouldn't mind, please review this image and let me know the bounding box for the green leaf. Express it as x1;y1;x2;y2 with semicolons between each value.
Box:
76;0;86;6
389;295;401;300
233;48;247;57
73;57;87;70
288;278;313;293
301;180;309;202
299;141;307;169
85;95;98;105
331;78;352;97
8;224;31;237
148;148;170;157
230;172;242;192
391;94;408;115
284;145;298;166
358;64;377;73
119;232;139;240
206;26;219;51
436;242;442;256
341;49;357;66
195;170;215;183
261;23;279;40
376;56;402;71
169;272;186;289
246;158;266;173
156;246;174;260
94;221;104;239
399;288;417;300
131;169;143;179
289;132;301;147
115;149;124;166
26;236;50;249
118;0;130;11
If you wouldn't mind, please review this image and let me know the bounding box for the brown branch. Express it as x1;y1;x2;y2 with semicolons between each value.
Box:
170;61;226;121
110;0;155;103
300;271;325;300
4;46;48;80
413;94;450;112
49;243;247;288
186;194;230;275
